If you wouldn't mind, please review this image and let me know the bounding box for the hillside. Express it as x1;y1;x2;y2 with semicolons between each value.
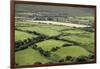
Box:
15;4;94;16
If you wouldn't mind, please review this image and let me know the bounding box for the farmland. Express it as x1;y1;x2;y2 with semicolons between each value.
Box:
37;39;68;51
59;32;94;52
15;30;34;41
50;46;91;61
15;21;95;66
15;4;95;67
15;47;51;65
17;26;61;37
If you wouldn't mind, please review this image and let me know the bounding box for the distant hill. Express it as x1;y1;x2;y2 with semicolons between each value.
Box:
15;4;95;16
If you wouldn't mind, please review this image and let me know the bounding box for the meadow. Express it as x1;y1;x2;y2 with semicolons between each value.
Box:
15;47;51;65
15;20;95;66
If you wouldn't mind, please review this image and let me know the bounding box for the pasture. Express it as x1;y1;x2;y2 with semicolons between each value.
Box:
15;30;33;41
15;47;51;65
15;20;95;66
51;46;90;60
36;39;71;51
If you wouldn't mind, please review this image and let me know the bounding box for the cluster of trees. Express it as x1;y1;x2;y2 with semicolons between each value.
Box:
57;53;94;63
15;35;49;51
15;36;47;51
15;29;50;51
31;45;51;57
16;54;94;65
50;43;73;52
62;43;73;47
83;27;94;32
32;53;94;65
51;47;60;52
16;28;49;39
15;39;30;51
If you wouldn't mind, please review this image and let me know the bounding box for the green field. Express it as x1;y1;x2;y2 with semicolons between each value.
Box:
37;39;71;51
39;24;71;31
17;26;61;37
61;29;87;34
15;47;51;65
59;33;94;52
15;20;95;66
14;4;95;66
15;30;34;41
51;46;90;61
51;46;90;60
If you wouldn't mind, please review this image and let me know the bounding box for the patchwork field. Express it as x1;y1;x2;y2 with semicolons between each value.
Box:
15;20;95;66
14;3;96;67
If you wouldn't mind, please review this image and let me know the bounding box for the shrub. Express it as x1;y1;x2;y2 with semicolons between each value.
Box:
23;39;28;44
59;59;64;63
56;47;60;49
76;56;88;62
51;48;57;52
62;43;73;47
88;54;94;59
46;62;54;64
43;51;50;57
31;44;37;49
51;47;60;52
34;62;42;64
65;56;72;61
27;38;32;42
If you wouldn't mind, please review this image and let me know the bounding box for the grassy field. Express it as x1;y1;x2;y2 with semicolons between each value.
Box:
50;46;90;61
15;30;34;41
14;3;95;66
17;26;61;37
59;32;94;52
15;20;95;66
36;39;71;51
61;29;87;34
75;16;94;20
37;24;71;31
15;47;51;65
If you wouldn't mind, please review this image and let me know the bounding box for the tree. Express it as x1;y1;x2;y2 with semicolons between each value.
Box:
56;47;60;49
83;27;94;32
31;44;37;49
43;51;50;57
76;56;88;62
27;31;32;34
34;62;42;64
15;42;20;48
59;59;64;63
51;48;57;52
51;47;60;52
65;56;72;61
88;54;94;59
62;43;73;47
27;38;32;42
20;41;24;45
23;39;28;44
